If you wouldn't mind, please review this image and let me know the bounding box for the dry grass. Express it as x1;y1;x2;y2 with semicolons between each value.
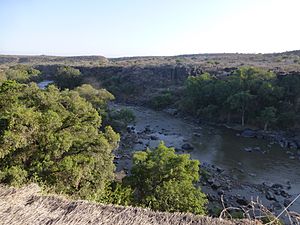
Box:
0;184;258;225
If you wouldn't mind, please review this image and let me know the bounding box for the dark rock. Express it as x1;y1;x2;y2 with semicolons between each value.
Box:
237;168;245;173
236;197;249;206
279;139;288;148
271;202;282;210
274;189;281;195
243;147;253;152
181;143;194;150
216;167;224;173
266;191;277;201
272;184;283;189
284;199;291;207
288;141;298;149
255;132;264;139
253;146;261;151
150;135;159;140
163;108;178;115
280;190;289;198
193;133;201;137
217;190;225;195
211;181;221;190
207;178;214;185
144;127;151;132
295;140;300;148
126;126;132;133
263;181;273;187
240;129;257;138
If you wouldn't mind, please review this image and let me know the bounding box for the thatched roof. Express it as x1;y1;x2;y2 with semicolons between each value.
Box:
0;184;258;225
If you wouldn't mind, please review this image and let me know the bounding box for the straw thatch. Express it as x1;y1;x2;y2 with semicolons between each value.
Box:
0;184;259;225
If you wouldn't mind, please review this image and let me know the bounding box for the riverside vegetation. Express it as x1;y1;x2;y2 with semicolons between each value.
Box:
0;54;300;223
0;74;207;215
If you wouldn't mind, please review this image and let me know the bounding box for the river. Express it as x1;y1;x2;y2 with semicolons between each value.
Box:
115;104;300;214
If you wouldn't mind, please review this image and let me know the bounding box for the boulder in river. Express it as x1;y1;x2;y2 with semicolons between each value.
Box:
284;199;292;207
211;181;221;190
288;141;298;149
193;133;201;137
266;191;277;201
243;147;253;152
150;135;159;140
240;129;257;138
271;202;282;210
272;183;283;189
236;197;249;206
181;143;194;150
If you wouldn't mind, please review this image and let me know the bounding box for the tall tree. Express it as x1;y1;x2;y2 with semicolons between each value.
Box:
259;107;277;131
226;91;255;126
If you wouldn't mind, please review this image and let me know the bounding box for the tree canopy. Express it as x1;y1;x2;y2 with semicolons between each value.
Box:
1;65;41;83
127;142;207;215
0;81;119;200
54;66;83;89
182;67;300;129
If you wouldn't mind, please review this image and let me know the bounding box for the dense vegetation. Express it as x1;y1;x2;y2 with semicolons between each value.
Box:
126;142;207;215
1;62;299;219
0;77;207;215
148;90;174;110
0;65;41;83
181;67;300;130
0;81;119;201
54;66;83;89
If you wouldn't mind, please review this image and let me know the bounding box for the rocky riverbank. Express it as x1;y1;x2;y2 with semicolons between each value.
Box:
239;128;300;150
114;123;298;222
111;104;300;223
161;107;300;152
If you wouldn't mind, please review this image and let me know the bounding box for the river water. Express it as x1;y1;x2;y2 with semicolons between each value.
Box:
117;104;300;213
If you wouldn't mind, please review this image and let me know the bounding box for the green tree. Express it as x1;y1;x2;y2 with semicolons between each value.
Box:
108;108;135;131
75;84;115;118
0;70;6;84
4;65;41;83
127;142;207;215
54;66;82;89
226;91;255;126
0;81;119;200
259;107;277;130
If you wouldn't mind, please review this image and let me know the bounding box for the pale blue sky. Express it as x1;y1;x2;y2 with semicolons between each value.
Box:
0;0;299;57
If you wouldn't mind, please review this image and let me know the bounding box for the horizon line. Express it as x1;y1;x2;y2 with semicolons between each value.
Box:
0;49;299;59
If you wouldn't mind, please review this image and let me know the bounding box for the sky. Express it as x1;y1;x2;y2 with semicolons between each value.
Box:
0;0;300;57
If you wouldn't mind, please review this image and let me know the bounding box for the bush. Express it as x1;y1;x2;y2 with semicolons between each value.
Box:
126;142;207;215
107;108;135;131
149;92;173;110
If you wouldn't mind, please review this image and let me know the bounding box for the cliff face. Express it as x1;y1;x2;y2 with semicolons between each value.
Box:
0;184;257;225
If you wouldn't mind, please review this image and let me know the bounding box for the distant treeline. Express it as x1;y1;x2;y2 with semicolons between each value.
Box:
181;67;300;130
1;64;299;130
